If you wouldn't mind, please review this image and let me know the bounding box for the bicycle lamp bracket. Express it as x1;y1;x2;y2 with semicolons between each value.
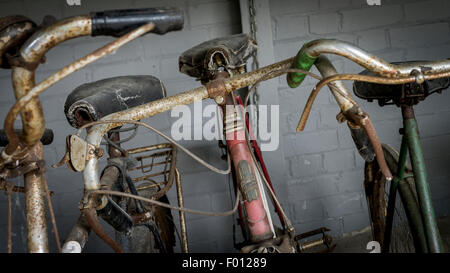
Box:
53;135;103;172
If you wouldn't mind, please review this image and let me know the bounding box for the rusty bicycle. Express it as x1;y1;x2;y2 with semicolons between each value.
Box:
58;37;449;253
0;7;184;253
287;39;449;253
2;9;449;253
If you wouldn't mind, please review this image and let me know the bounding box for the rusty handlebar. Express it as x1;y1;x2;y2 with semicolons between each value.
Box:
1;8;184;166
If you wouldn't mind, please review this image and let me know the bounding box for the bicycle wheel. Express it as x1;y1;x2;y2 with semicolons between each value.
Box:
125;182;176;253
364;143;427;253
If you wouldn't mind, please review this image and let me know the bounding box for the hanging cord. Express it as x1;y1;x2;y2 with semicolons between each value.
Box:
87;189;241;217
77;120;231;175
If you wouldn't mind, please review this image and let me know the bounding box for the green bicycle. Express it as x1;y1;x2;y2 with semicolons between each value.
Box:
287;39;449;253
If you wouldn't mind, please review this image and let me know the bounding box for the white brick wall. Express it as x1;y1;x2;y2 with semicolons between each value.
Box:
0;0;449;253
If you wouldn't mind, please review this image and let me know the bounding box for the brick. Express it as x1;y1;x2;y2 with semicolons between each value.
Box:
177;171;229;196
269;0;319;16
207;23;242;39
421;134;450;160
319;105;342;129
337;170;365;193
275;15;308;40
404;0;450;22
288;153;323;178
292;199;325;223
142;28;211;58
390;23;450;48
0;1;26;18
322;192;363;217
425;155;450;179
369;119;403;146
309;12;341;34
41;95;66;123
288;173;341;199
283;129;339;157
23;0;63;25
357;28;388;52
337;123;356;149
72;38;145;66
323;149;355;173
342;211;370;234
319;0;352;10
36;67;92;99
341;5;403;32
428;176;450;200
281;110;320;135
188;1;240;27
406;44;450;62
91;57;160;81
160;56;193;81
412;112;450;138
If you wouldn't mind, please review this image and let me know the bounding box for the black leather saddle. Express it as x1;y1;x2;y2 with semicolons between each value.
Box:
64;75;165;128
179;33;257;82
353;61;450;104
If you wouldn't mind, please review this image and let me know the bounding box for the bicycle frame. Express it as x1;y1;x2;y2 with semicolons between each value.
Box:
70;39;450;253
287;39;450;253
383;105;444;252
0;8;183;253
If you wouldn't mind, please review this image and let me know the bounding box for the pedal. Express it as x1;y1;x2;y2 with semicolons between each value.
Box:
295;227;336;253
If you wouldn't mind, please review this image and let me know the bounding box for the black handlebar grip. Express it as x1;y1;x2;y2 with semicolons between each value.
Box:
90;7;184;37
0;128;54;147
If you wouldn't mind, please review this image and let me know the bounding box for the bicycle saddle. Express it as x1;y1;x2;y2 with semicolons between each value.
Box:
64;75;165;128
179;33;257;82
353;61;450;104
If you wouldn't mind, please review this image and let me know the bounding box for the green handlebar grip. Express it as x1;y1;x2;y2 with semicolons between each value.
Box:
287;45;317;88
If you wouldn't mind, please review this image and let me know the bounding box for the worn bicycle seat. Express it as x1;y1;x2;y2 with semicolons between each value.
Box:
64;75;165;128
179;33;257;82
353;61;450;104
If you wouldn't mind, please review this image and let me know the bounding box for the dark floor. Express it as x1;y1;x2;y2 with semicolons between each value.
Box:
333;216;450;253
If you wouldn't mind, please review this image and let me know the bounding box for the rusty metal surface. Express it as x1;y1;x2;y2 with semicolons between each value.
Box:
362;119;393;181
62;214;91;253
175;168;188;253
314;55;357;113
2;21;155;162
302;39;450;77
23;142;48;253
224;58;293;92
20;16;91;64
296;71;450;132
127;143;177;201
0;17;36;68
83;206;123;253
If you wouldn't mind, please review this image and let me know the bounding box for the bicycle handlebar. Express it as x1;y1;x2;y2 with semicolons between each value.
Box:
1;8;183;163
287;39;450;88
90;7;183;37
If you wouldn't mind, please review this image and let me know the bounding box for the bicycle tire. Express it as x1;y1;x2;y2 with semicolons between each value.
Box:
364;143;427;253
